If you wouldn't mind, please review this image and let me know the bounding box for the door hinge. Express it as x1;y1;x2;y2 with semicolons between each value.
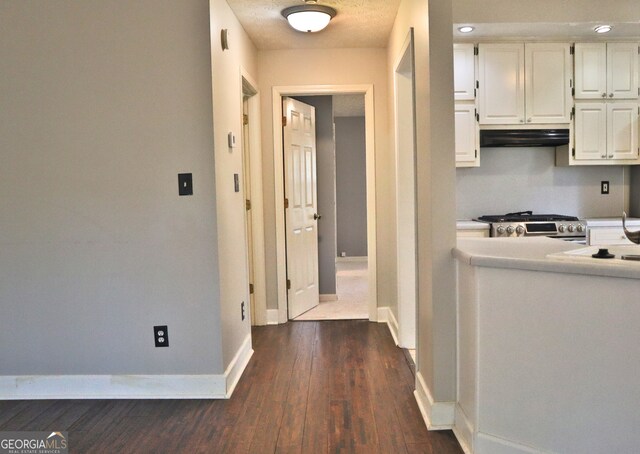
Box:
572;147;575;157
570;45;575;55
474;88;476;98
571;107;575;119
282;116;287;127
246;199;251;211
243;114;249;126
474;46;478;56
249;283;254;294
475;149;478;158
476;110;480;122
476;80;479;89
284;197;289;209
286;279;291;290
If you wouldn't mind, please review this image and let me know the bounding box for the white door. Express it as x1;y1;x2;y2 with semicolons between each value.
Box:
574;43;607;100
478;43;525;124
283;97;320;319
607;43;639;100
455;103;478;166
574;102;607;160
454;43;476;101
608;102;638;160
525;43;572;124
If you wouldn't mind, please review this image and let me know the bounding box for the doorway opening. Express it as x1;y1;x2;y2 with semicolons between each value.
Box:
271;85;377;324
291;95;368;321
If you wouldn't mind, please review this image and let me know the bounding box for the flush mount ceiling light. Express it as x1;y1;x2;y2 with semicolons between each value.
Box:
281;3;337;33
594;25;613;34
458;26;475;33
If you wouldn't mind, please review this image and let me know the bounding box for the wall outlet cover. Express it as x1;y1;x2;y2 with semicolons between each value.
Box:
154;325;169;347
601;181;609;195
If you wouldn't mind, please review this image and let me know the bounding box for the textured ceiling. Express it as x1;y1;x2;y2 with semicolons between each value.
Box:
225;0;402;50
333;94;365;117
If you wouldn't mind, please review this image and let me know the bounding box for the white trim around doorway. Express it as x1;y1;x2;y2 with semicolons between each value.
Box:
271;84;377;323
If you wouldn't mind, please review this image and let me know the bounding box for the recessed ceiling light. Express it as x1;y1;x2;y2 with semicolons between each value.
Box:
282;4;337;33
458;26;475;34
594;25;612;34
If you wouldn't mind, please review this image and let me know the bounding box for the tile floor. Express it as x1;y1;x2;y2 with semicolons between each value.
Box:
294;259;368;320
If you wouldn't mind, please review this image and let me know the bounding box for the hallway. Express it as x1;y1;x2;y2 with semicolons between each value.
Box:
0;321;462;453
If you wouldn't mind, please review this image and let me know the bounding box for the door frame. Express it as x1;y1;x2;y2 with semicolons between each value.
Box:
272;84;377;323
240;67;268;326
394;30;417;349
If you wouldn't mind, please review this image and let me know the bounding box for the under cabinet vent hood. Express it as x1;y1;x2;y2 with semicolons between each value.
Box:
480;129;569;148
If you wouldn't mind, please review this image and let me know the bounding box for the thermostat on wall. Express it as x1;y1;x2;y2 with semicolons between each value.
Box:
228;132;236;149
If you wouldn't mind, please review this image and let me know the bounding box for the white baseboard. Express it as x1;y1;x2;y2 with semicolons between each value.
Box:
319;294;338;302
0;374;227;400
267;309;280;325
414;371;455;430
453;403;474;454
224;333;253;398
377;306;399;346
0;334;254;400
336;256;368;263
475;432;543;453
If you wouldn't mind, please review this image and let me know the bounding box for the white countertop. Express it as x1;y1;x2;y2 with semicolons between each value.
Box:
586;217;640;227
456;220;489;230
454;236;640;279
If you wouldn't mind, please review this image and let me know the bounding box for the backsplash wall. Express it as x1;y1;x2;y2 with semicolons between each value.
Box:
456;147;629;219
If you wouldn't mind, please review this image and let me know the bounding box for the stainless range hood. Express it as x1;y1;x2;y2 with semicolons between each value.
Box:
480;129;570;148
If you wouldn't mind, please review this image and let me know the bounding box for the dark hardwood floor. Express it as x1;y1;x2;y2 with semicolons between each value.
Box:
0;321;463;453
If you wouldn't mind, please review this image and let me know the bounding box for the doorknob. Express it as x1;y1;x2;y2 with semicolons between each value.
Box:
314;213;322;220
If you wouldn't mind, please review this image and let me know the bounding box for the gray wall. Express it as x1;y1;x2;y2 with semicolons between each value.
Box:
294;96;336;295
630;167;640;217
335;117;368;257
457;147;628;219
0;0;223;375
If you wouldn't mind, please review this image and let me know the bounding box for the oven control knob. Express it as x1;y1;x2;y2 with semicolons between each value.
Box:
577;224;585;233
558;224;566;233
516;225;525;235
496;226;506;235
568;224;576;233
506;225;515;234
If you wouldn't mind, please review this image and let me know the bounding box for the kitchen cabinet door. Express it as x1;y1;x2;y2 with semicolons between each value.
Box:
574;103;607;160
574;43;607;100
607;43;639;99
525;43;572;123
607;102;638;160
455;103;479;167
478;43;525;124
454;43;476;101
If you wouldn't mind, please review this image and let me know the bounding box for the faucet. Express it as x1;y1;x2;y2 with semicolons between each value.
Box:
622;212;640;244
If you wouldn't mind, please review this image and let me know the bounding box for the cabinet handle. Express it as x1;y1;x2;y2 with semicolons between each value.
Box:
527;118;532;123
601;155;607;158
602;93;607;98
520;119;524;123
609;93;614;98
609;155;614;158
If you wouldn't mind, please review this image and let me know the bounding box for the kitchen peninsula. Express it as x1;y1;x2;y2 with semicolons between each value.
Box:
454;237;640;454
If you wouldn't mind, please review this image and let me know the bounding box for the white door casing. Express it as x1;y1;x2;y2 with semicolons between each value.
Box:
283;97;320;319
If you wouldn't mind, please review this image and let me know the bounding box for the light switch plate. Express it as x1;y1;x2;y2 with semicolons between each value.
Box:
178;173;193;196
228;132;236;148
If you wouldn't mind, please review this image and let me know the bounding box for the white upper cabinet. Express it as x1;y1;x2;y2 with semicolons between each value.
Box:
525;43;572;124
454;43;476;101
478;43;571;125
455;104;479;166
478;43;525;124
575;43;639;99
574;102;638;162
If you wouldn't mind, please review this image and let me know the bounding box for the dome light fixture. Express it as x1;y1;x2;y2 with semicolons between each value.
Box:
457;26;475;34
281;3;337;33
594;25;612;34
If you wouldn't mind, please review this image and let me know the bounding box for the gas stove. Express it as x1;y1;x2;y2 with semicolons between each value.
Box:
475;211;586;240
